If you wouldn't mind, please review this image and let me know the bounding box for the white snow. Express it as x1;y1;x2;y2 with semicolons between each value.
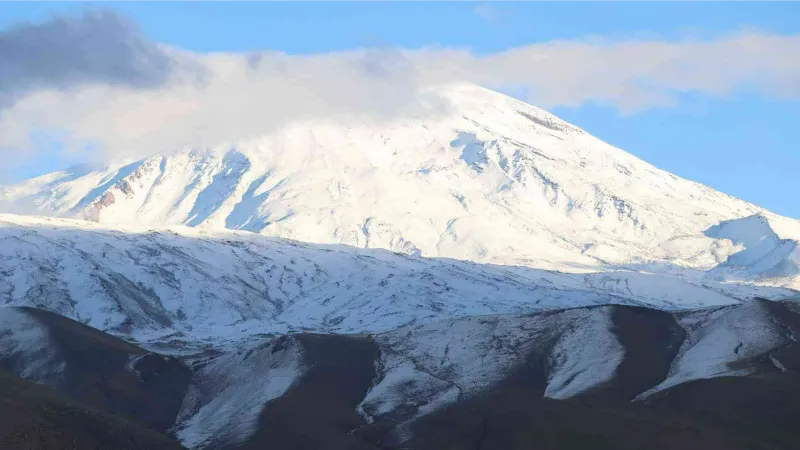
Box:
543;307;625;399
174;336;305;449
358;359;453;420
0;308;63;384
360;307;626;422
2;83;798;290
703;214;800;286
639;300;790;398
2;214;793;343
0;84;798;343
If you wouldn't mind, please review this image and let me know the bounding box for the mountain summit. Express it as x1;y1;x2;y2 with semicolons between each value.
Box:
3;84;798;287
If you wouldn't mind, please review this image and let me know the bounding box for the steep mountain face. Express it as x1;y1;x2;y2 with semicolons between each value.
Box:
4;301;800;449
2;84;798;288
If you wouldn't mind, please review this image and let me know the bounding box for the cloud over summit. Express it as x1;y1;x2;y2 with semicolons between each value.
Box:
1;10;800;166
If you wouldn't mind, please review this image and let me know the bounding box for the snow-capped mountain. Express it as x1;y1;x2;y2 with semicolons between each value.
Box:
2;83;800;449
3;84;798;289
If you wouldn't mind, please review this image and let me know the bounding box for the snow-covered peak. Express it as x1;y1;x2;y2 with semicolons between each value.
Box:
1;83;797;286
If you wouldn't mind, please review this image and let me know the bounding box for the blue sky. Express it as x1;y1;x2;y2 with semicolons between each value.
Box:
1;2;798;218
5;2;799;53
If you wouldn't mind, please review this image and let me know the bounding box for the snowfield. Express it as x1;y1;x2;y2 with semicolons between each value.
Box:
0;213;797;344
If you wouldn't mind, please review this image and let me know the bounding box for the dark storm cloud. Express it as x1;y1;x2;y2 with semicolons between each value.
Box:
0;11;177;108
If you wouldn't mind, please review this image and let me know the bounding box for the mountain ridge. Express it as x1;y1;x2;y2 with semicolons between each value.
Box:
4;300;800;449
3;84;796;285
1;213;797;343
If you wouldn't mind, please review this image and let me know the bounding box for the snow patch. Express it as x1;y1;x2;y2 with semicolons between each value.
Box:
639;301;788;397
361;307;627;422
544;307;625;399
0;307;63;384
175;336;305;449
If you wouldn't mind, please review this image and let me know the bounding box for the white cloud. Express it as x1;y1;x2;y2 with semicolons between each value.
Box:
1;11;800;166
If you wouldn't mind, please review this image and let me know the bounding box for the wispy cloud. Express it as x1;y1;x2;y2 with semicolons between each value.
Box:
1;11;800;165
439;33;800;112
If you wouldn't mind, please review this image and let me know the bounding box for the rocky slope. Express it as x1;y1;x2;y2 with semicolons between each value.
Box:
0;369;184;450
3;300;800;449
0;307;187;449
0;307;190;432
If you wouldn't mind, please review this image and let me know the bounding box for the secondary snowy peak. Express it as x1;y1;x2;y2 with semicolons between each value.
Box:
2;83;798;284
704;214;800;281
